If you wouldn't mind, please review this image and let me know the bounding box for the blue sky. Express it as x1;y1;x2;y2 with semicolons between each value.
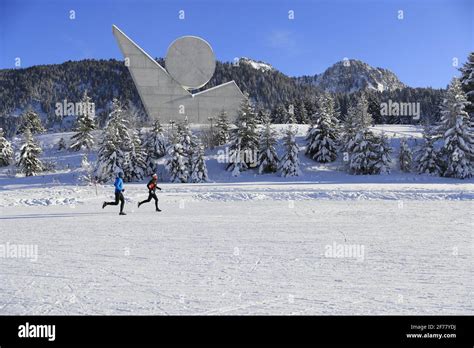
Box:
0;0;472;88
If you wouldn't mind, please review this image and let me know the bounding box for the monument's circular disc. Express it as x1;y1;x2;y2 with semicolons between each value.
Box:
165;36;216;89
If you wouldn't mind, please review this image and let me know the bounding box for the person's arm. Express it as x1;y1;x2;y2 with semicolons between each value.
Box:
147;180;154;192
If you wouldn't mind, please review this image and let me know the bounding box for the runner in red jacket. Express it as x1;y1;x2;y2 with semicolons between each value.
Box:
137;173;162;212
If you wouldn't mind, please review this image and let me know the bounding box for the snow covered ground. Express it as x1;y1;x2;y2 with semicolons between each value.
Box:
0;125;473;315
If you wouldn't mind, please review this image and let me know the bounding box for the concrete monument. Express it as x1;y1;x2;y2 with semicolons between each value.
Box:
112;25;245;123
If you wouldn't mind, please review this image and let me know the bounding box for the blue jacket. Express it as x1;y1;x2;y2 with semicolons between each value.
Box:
114;177;124;193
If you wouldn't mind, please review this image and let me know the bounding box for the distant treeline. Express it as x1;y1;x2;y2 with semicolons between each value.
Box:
0;58;445;137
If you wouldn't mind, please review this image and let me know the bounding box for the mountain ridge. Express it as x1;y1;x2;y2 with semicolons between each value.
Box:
0;57;442;135
294;59;405;93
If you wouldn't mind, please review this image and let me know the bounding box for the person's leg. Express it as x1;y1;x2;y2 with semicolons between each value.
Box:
138;193;152;207
105;192;120;207
119;192;125;213
151;193;159;210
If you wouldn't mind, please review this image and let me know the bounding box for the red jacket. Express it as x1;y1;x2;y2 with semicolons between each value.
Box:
147;179;161;192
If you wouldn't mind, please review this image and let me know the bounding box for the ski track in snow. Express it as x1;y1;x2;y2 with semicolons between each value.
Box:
1;183;473;208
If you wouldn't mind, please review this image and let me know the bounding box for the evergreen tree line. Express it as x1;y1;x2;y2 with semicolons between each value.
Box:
303;78;473;179
226;94;302;178
94;98;211;184
0;57;448;137
220;74;473;179
267;87;446;126
2;53;472;180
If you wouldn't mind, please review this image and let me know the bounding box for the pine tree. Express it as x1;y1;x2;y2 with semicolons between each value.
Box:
95;126;125;183
296;100;309;124
398;137;413;172
351;94;373;128
79;153;94;184
341;95;372;155
340;103;360;155
271;104;288;123
286;102;297;124
144;119;167;174
17;128;43;176
372;132;392;174
69;91;96;151
215;111;231;145
348;129;377;175
190;143;209;183
0;128;14;167
279;126;301;177
229;137;245;177
176;120;194;153
176;119;198;173
343;94;378;174
437;78;474;179
305;93;339;163
57;137;67;151
227;95;259;175
95;99;128;182
166;143;189;183
256;109;270;124
17;110;45;135
123;130;147;182
110;99;133;147
415;131;442;175
257;122;279;174
459;52;474;124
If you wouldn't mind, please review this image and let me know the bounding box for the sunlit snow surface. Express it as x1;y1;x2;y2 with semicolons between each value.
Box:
0;125;472;314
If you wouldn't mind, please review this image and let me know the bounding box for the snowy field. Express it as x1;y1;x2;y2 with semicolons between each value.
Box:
0;125;473;315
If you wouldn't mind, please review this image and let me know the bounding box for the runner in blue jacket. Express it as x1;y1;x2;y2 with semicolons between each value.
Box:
102;172;126;215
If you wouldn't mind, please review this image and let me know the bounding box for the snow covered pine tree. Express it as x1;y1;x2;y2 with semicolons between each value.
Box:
176;119;198;173
144;119;167;175
166;143;189;183
17;128;43;176
306;93;339;163
341;94;373;160
279;126;301;177
69;91;96;151
296;100;309;124
348;129;377;174
438;78;474;179
215;110;231;145
17;110;45;135
398;137;413;172
95;99;129;182
123;130;147;182
257;122;279;174
0;128;14;167
343;94;381;175
227;94;259;176
415;130;442;175
286;102;297;124
372;132;392;174
271;104;288;124
460;52;474;125
190;142;209;183
80;153;94;184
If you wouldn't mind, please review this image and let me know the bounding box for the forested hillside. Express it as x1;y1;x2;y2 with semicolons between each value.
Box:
0;57;445;136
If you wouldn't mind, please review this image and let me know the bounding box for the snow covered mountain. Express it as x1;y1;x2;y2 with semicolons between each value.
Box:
296;59;405;93
238;57;274;72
